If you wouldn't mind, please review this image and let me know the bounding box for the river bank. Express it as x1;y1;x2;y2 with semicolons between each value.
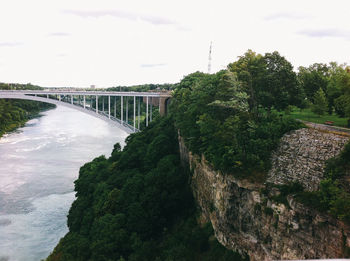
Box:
0;106;127;261
0;99;55;138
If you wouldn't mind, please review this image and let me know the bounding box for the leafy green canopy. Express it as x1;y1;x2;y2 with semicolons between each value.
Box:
47;117;245;261
228;50;304;112
172;70;303;178
297;62;350;120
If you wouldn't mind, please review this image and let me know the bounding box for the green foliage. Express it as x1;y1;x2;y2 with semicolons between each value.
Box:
0;82;55;136
311;88;328;116
298;63;330;102
172;69;303;177
285;107;349;127
0;99;55;137
334;95;350;118
228;50;302;112
107;83;175;92
47;117;246;261
0;82;43;90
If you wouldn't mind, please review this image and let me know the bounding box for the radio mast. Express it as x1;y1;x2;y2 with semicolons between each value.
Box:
208;41;212;74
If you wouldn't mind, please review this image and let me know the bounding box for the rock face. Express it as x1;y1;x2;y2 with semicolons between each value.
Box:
267;128;349;191
178;129;350;260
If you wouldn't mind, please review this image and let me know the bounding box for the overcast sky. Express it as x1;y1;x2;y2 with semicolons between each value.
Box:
0;0;349;88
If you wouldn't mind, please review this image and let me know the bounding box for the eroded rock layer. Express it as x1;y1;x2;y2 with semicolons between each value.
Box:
179;130;350;260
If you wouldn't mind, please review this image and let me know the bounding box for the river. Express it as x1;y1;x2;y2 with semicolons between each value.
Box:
0;106;128;261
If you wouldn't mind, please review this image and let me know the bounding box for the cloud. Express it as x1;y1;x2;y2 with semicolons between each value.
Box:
297;28;350;39
48;32;71;37
0;42;23;47
63;9;176;26
264;12;308;21
140;63;167;68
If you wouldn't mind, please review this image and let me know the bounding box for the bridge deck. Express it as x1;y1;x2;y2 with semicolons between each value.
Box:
0;90;171;97
0;90;171;134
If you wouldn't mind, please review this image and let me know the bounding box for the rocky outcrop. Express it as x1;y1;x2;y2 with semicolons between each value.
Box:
267;128;349;191
179;129;350;260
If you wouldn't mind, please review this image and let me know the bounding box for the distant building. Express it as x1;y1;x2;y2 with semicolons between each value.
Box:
90;85;96;89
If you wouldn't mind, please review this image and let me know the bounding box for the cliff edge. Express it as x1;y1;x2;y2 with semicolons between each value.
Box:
179;128;350;260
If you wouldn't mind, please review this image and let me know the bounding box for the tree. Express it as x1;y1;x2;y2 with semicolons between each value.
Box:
227;49;265;113
326;63;350;114
311;88;328;116
229;50;302;112
298;63;330;102
262;51;302;111
209;71;249;113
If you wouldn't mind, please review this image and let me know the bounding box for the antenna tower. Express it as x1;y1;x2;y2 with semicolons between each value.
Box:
208;41;212;74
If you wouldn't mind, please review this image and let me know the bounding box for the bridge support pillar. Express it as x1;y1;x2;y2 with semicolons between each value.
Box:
121;96;123;123
83;96;86;109
138;97;140;129
126;97;128;124
108;96;110;119
133;96;136;131
159;96;169;116
96;96;98;113
58;95;61;101
114;96;116;118
71;95;73;104
146;96;149;127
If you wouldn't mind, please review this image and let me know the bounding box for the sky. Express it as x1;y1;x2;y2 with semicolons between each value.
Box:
0;0;349;88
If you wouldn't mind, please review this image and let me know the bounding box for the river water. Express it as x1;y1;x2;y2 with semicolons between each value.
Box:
0;106;128;261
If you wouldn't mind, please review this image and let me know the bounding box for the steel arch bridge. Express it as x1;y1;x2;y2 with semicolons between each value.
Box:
0;90;171;134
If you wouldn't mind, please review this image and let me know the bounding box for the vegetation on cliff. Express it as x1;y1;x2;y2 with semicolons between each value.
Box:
47;117;245;261
297;141;350;223
172;64;303;178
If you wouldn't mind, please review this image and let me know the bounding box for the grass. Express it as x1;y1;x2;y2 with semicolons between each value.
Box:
286;108;349;128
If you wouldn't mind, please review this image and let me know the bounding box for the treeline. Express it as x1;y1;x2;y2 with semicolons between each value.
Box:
299;62;350;119
0;82;42;90
0;84;55;136
107;83;174;92
47;117;246;261
225;50;350;124
0;99;55;137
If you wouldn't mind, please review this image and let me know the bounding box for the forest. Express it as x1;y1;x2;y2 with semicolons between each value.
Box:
47;117;246;261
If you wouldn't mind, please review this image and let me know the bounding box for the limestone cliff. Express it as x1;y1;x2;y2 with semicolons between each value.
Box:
179;128;350;260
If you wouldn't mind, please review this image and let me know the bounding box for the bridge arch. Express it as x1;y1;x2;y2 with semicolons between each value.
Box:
0;94;135;134
0;90;172;134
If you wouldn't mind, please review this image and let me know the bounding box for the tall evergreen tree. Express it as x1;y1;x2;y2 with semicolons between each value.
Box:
312;88;328;116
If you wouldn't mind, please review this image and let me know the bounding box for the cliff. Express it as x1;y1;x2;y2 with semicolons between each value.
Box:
179;128;350;260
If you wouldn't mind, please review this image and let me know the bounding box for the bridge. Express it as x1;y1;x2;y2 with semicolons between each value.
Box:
0;90;171;134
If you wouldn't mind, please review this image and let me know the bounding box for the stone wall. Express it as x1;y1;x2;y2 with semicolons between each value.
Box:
267;128;349;191
179;129;350;260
